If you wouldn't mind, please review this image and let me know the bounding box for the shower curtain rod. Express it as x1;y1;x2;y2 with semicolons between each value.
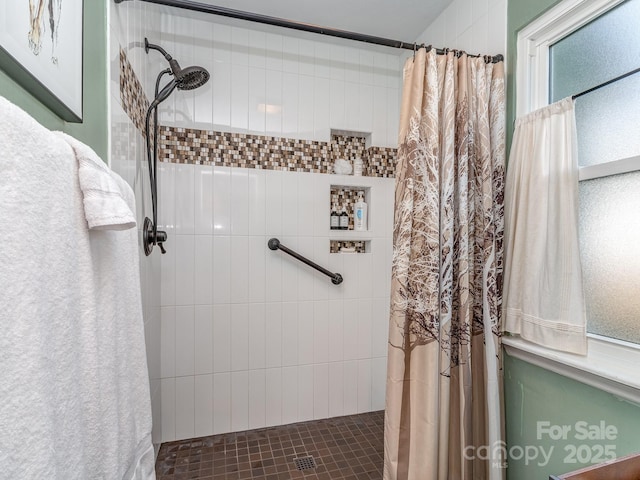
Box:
114;0;504;63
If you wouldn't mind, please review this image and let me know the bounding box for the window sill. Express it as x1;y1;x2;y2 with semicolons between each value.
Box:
503;334;640;405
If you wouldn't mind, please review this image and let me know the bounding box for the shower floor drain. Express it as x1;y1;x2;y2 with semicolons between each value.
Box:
293;455;317;471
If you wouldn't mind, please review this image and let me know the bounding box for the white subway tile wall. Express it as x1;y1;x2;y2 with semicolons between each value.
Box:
157;19;402;148
159;167;394;442
413;0;507;57
108;0;164;445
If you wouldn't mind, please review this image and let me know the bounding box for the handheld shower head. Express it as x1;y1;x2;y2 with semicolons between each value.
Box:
149;78;177;110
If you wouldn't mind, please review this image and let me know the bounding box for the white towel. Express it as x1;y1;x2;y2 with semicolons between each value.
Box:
53;131;136;230
0;96;156;480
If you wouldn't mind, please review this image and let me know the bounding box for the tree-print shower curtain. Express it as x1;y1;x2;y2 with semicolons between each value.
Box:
384;48;506;480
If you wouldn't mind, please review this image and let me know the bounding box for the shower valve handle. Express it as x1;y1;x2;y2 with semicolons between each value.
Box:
156;230;167;254
143;217;168;256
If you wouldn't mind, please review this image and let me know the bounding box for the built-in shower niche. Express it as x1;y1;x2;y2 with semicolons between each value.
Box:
329;129;396;178
330;129;370;170
329;185;370;231
329;184;372;253
330;239;370;253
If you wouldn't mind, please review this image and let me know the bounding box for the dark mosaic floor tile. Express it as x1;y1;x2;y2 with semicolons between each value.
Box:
156;411;384;479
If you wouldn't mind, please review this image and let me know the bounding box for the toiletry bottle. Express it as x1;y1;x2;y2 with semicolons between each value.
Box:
353;158;363;176
339;205;349;230
330;202;340;230
354;192;368;231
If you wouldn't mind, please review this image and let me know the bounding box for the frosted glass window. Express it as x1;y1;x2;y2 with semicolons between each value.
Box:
573;73;640;166
546;0;640;345
550;0;640;102
579;171;640;345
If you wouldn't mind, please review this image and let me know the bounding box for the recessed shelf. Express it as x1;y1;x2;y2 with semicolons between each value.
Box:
330;240;370;254
330;185;371;232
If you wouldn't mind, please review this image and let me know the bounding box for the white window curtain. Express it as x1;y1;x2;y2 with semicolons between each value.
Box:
503;97;587;355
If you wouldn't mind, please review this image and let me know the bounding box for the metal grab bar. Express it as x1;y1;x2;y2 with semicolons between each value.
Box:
268;238;343;285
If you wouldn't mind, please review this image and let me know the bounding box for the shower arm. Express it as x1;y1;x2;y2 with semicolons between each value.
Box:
145;38;184;81
144;38;171;60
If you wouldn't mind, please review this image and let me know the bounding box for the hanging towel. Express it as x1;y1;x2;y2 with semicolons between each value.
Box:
53;131;136;230
0;96;156;480
503;97;587;355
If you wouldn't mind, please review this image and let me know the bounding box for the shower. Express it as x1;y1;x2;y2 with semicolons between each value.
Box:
142;38;210;255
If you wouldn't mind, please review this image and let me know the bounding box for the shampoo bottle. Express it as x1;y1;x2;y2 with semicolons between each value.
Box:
354;192;368;231
330;202;340;230
339;205;349;230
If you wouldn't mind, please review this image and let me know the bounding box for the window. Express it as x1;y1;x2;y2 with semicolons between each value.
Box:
508;0;640;402
549;0;640;345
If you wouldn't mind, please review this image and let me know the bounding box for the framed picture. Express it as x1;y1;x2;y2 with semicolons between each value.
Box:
0;1;84;122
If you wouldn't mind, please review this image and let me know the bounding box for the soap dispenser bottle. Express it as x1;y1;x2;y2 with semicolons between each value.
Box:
354;192;368;231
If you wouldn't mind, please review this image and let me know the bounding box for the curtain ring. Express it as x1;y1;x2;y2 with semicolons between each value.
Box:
413;43;417;61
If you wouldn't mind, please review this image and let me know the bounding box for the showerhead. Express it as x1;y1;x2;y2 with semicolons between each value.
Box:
145;38;210;94
169;60;210;90
177;65;210;90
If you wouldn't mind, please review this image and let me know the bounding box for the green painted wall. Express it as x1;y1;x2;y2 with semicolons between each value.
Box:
505;2;640;479
0;1;108;160
504;354;640;479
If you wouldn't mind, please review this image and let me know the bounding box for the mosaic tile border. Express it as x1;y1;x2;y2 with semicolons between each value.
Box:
159;127;397;177
367;146;397;177
119;48;396;177
119;48;149;135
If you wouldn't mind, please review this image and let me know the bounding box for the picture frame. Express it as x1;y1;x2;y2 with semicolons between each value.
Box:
0;1;84;122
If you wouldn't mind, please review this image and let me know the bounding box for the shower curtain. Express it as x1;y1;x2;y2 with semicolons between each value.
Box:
384;48;506;480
